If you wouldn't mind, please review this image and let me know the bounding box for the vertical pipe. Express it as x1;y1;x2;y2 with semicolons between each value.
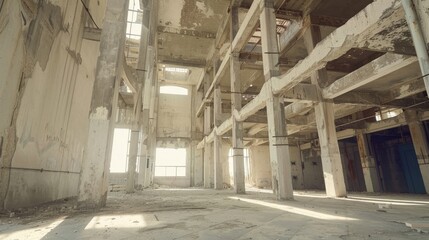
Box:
402;0;429;96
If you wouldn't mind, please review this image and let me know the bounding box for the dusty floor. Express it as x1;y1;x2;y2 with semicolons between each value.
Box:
0;188;429;239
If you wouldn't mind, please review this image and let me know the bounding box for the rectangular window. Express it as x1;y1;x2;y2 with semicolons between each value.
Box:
110;128;131;173
155;148;187;177
110;128;141;173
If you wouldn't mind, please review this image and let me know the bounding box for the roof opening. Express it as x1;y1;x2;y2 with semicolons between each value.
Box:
160;86;188;96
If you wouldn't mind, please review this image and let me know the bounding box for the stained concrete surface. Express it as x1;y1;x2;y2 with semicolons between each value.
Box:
0;188;428;239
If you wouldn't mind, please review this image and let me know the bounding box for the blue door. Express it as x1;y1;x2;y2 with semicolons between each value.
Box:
398;143;426;194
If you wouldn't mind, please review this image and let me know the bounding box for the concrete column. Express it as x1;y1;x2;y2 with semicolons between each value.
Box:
213;87;223;189
405;110;429;193
260;0;293;200
305;25;347;197
137;122;147;187
355;129;381;192
203;103;213;188
314;99;347;197
77;0;128;208
144;77;159;187
221;140;231;187
126;129;139;193
145;134;156;187
192;87;205;187
134;0;153;189
230;6;245;194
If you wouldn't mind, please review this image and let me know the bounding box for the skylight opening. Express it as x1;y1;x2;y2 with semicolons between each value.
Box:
375;108;403;122
165;67;189;73
160;86;189;96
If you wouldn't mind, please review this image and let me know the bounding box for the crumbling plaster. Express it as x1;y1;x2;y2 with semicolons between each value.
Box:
0;0;103;209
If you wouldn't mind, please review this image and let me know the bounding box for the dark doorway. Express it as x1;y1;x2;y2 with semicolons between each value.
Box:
370;126;426;194
339;138;366;192
397;143;426;194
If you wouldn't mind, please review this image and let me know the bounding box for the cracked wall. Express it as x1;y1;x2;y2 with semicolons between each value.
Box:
0;0;103;209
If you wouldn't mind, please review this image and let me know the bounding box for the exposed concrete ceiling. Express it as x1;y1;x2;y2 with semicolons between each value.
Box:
157;0;230;73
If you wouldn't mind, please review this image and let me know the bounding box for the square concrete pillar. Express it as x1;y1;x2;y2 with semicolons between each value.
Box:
77;0;129;208
355;130;381;192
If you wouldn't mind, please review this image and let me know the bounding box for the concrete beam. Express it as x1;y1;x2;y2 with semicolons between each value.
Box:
279;17;309;55
323;53;418;99
272;0;404;95
157;26;216;39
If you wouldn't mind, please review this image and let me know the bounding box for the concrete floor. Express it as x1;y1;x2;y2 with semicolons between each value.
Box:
1;188;429;239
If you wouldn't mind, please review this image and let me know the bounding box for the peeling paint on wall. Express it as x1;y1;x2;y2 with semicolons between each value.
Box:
24;0;63;76
0;0;100;210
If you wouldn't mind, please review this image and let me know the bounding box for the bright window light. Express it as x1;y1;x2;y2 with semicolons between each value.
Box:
126;0;142;40
155;148;187;177
165;67;189;73
375;108;403;122
160;86;188;96
110;128;130;173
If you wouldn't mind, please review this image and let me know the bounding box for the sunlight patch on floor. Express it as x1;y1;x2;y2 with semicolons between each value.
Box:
0;216;66;240
85;214;148;229
229;197;357;221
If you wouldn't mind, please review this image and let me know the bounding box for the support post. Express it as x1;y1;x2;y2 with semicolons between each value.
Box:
203;71;213;188
405;110;429;193
136;0;153;187
77;0;128;208
259;0;293;200
355;129;381;192
213;86;223;189
126;129;139;193
305;25;347;197
230;6;246;194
